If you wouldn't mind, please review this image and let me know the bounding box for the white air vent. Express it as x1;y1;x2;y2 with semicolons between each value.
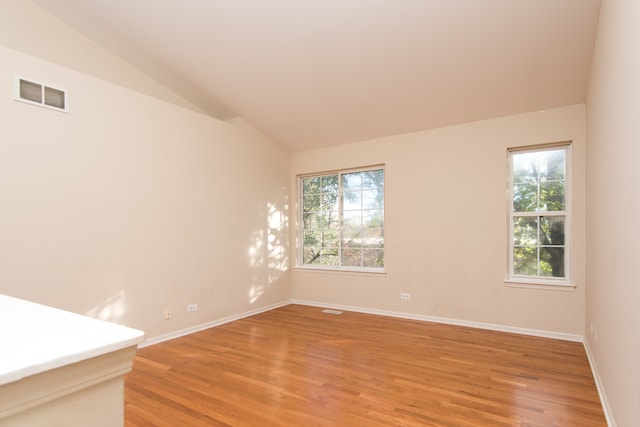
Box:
321;309;343;315
15;76;68;112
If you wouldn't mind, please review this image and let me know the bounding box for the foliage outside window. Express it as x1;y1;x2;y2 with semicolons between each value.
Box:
300;167;384;271
509;145;570;282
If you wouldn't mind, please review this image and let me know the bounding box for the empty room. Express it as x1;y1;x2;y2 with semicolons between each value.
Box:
0;1;637;426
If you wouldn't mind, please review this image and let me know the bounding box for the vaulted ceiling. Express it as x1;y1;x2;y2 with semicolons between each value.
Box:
34;0;601;152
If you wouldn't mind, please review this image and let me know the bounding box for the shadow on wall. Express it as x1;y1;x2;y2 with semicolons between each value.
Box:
248;200;289;303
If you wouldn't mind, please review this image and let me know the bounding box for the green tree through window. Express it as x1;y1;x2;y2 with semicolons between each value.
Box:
301;167;384;270
510;146;570;280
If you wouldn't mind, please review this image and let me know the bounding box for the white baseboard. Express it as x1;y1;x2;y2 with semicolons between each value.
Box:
139;300;292;348
142;299;584;348
583;338;617;427
292;299;584;342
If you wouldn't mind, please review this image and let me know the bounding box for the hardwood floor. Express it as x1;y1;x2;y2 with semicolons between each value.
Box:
124;304;606;426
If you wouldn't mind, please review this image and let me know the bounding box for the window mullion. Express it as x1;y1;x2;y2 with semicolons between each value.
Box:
338;172;344;268
537;218;541;276
536;158;542;211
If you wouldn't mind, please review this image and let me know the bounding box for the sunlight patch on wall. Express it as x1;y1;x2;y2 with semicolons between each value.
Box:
249;229;265;268
86;289;126;324
249;280;265;304
267;201;289;280
247;201;289;304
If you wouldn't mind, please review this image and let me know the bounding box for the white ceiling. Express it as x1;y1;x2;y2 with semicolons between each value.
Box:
34;0;600;152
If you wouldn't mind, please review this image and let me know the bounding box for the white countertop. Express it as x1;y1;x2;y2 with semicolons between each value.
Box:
0;294;145;386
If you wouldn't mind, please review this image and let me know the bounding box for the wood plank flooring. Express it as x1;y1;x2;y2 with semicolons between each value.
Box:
124;304;606;426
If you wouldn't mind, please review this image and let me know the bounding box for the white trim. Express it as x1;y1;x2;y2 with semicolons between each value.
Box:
292;299;584;342
294;265;386;276
143;299;585;346
297;164;386;179
139;300;291;348
584;339;617;427
505;279;576;291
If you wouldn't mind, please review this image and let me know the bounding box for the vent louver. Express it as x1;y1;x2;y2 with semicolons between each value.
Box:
321;309;343;315
15;76;68;112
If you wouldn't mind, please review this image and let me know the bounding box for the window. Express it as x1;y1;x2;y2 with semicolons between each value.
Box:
508;144;571;283
299;167;384;271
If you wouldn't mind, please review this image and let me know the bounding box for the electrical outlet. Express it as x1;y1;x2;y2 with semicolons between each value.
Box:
401;292;411;300
187;304;198;312
164;307;172;320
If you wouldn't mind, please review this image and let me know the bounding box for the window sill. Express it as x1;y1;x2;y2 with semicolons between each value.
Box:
294;265;386;276
505;278;575;291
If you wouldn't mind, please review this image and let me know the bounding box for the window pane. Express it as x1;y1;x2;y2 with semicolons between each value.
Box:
540;247;565;278
342;228;363;246
362;189;383;210
512;148;566;213
321;175;338;193
343;190;362;210
513;246;537;276
514;149;565;182
512;152;538;184
325;213;341;229
513;183;537;212
303;212;321;229
302;176;321;194
363;228;384;248
363;209;384;228
513;217;537;245
540;150;565;181
363;249;384;268
321;193;338;210
342;228;384;248
303;247;320;263
303;194;321;213
303;230;322;246
362;169;384;189
540;216;565;246
539;181;565;211
304;211;339;229
343;210;362;228
342;172;362;190
341;248;363;266
321;231;339;248
304;246;339;265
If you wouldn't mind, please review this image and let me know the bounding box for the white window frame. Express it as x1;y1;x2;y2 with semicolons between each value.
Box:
506;143;573;288
297;165;385;274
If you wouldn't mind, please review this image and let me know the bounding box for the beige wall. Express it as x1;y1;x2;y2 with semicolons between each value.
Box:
586;0;640;425
291;105;586;336
0;45;291;338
